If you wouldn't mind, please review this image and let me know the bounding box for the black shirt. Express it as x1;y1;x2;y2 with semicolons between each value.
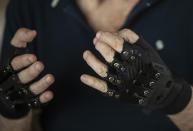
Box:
1;0;193;130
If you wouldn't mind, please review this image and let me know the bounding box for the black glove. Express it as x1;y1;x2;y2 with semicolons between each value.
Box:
0;44;41;119
103;37;192;114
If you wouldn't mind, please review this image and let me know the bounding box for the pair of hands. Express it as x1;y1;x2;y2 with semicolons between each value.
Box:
3;28;192;131
10;28;137;104
6;28;139;113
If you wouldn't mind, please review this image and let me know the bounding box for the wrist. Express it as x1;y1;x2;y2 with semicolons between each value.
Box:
0;110;33;131
168;87;193;131
142;64;192;114
160;79;192;114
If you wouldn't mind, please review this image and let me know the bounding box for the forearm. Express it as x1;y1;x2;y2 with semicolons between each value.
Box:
168;86;193;131
0;110;42;131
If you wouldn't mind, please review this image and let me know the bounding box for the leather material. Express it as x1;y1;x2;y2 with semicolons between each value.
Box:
103;37;191;114
0;44;41;119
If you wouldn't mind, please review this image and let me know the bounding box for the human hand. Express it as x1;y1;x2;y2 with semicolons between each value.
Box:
81;29;191;114
0;28;55;119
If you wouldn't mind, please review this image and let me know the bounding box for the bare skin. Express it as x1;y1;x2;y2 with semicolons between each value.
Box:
2;1;136;130
1;0;192;131
168;88;193;131
0;28;55;131
77;0;140;32
80;29;193;131
78;2;193;130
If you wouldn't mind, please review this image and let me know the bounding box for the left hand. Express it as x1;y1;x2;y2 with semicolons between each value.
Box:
80;29;191;114
81;29;139;96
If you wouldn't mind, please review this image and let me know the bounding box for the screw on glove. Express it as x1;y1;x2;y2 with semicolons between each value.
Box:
102;37;191;114
0;44;41;119
81;31;192;115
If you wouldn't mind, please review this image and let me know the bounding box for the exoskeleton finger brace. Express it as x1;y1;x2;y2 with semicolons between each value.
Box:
0;45;41;119
103;37;191;114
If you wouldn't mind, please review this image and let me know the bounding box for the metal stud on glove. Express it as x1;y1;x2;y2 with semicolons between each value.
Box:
0;44;41;119
102;37;191;114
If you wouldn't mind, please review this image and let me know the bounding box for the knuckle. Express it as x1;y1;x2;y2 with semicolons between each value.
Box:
15;55;27;62
16;28;25;34
40;92;53;103
95;41;101;50
29;62;44;77
114;41;121;50
98;66;107;77
36;61;44;69
27;54;37;62
30;75;53;95
115;36;124;44
105;49;114;62
16;28;29;35
94;80;107;92
28;69;38;78
94;80;101;88
21;54;30;62
11;56;22;69
40;80;48;89
101;32;109;39
30;85;41;94
113;37;124;52
102;32;109;36
11;57;18;66
90;78;96;85
121;29;139;39
10;62;17;70
122;29;133;34
47;74;55;82
101;82;107;92
16;28;28;39
111;35;123;47
95;41;114;62
11;54;37;70
43;79;50;87
83;50;90;60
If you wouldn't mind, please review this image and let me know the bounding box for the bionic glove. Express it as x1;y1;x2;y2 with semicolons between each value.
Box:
0;44;41;119
103;37;191;114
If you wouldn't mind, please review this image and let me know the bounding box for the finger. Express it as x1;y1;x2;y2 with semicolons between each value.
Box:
118;29;139;44
39;91;54;103
93;38;115;63
80;74;108;93
11;28;37;48
29;74;55;95
11;54;37;71
83;50;108;78
18;61;44;84
96;31;124;53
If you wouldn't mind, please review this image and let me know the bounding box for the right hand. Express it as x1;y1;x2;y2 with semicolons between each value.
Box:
10;28;54;107
0;28;54;130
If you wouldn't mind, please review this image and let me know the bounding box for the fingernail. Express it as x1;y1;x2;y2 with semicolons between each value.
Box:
46;76;52;83
31;30;37;35
83;51;89;59
45;93;51;100
96;32;102;39
93;38;98;45
35;63;42;71
81;75;87;82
